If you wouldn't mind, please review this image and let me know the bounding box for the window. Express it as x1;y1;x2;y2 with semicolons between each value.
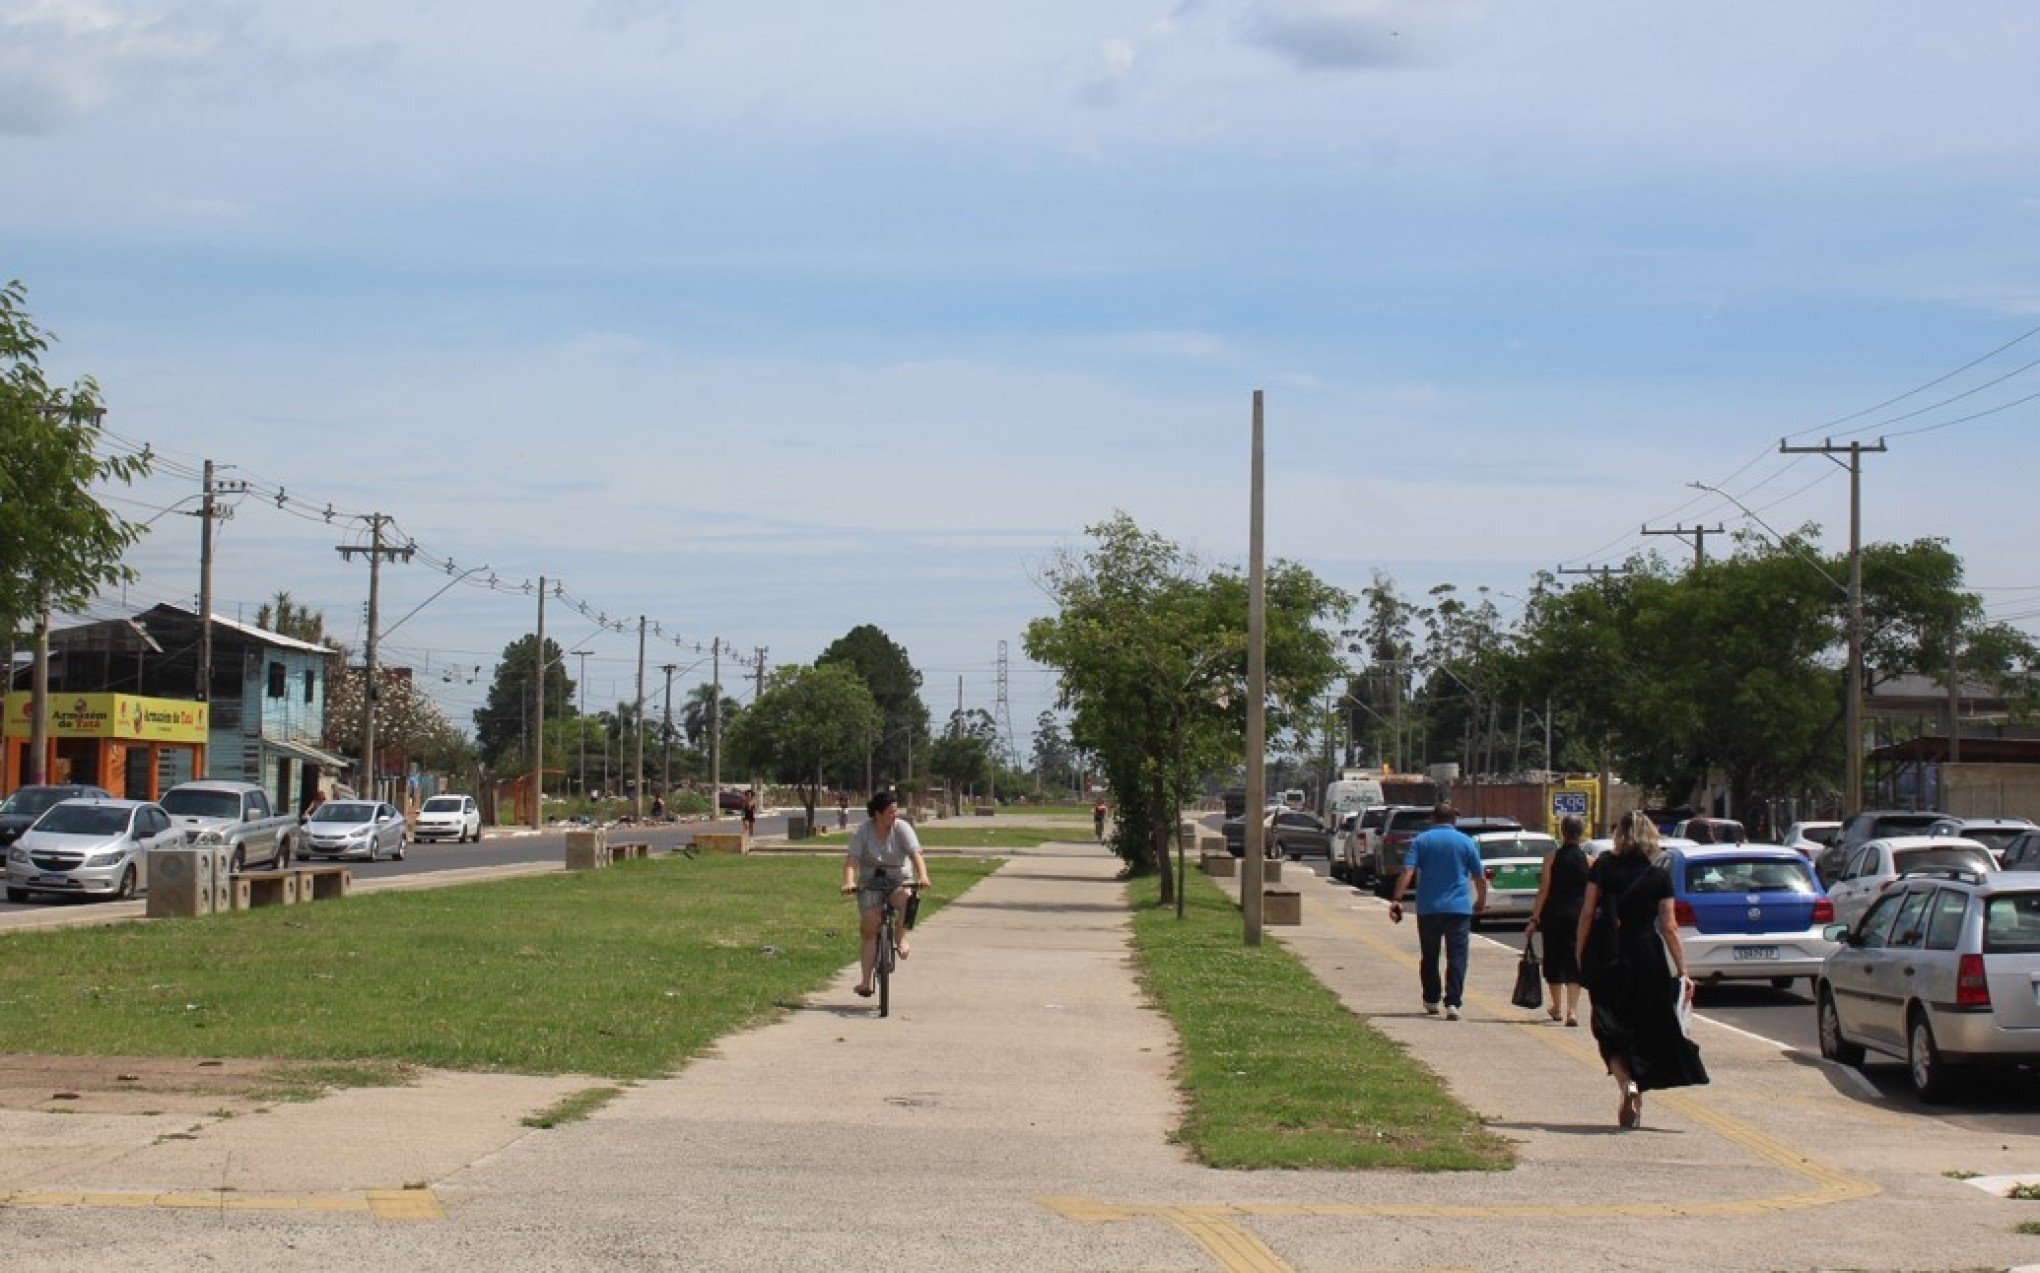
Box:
303;669;315;704
1984;894;2040;954
1888;891;1933;948
1924;890;1969;951
1683;858;1814;895
2005;834;2040;871
1856;893;1908;950
245;791;272;819
267;661;286;699
1892;846;1994;877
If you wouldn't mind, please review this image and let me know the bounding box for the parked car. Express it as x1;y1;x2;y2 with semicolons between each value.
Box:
1266;809;1333;859
414;794;483;843
717;789;750;812
1816;865;2040;1101
1471;830;1557;923
1671;817;1747;845
0;783;114;847
1782;820;1843;860
296;800;408;862
159;780;294;871
1333;804;1402;886
2001;831;2040;872
1923;818;2036;861
1373;814;1523;898
1325;812;1362;880
1818;810;1946;886
4;798;180;903
1824;836;1995;929
1666;844;1836;990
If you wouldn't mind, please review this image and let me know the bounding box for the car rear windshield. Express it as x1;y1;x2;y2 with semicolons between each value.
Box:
1958;828;2028;854
1984;894;2040;954
1683;858;1815;894
159;790;240;818
1479;836;1553;861
422;798;464;812
310;802;377;823
1870;815;1944;838
1893;845;1995;876
34;805;129;836
1800;826;1841;847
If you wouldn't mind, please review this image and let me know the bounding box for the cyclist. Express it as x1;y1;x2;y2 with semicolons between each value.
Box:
840;791;931;998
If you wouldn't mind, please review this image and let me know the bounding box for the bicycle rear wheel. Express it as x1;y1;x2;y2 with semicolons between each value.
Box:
876;916;894;1017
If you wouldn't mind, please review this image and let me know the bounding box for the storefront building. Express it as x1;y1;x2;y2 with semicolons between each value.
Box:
1;692;209;800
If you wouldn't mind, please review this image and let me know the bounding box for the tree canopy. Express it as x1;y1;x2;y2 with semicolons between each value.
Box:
721;661;882;826
816;623;929;791
0;280;150;633
1025;513;1350;903
473;634;576;770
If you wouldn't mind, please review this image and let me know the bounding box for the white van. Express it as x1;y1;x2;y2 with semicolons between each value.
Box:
1322;773;1385;824
1281;789;1308;812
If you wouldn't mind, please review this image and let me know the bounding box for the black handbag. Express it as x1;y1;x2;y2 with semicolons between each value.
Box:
1511;934;1544;1010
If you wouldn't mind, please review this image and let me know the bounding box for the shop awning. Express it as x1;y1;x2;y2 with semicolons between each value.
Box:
264;737;354;771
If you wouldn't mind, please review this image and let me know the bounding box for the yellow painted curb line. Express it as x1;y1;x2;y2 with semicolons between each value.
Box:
0;1186;443;1221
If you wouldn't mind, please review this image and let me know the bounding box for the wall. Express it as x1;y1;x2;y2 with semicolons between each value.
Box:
1942;764;2040;821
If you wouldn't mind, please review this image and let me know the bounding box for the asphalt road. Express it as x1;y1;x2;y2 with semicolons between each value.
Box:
0;809;864;917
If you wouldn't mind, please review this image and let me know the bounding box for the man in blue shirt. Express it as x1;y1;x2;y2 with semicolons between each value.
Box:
1388;803;1488;1019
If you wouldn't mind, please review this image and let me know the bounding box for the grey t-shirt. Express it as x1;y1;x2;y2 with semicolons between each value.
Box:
847;819;922;888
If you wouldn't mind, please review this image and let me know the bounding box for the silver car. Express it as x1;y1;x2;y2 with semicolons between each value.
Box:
1824;836;1995;929
1817;867;2040;1102
297;800;407;862
4;799;182;903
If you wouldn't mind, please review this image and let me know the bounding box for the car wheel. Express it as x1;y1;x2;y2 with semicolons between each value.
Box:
114;867;137;902
1816;986;1865;1067
1908;1009;1955;1103
392;833;406;862
230;849;246;875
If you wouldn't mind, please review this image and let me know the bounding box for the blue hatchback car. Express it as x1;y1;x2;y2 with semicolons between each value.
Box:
1664;844;1839;991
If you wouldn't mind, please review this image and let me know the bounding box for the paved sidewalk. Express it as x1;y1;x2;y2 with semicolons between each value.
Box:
3;839;2040;1270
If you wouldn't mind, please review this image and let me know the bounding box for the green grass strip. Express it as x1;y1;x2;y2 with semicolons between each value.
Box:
522;1084;625;1128
1131;871;1513;1171
0;854;1000;1080
810;825;1081;849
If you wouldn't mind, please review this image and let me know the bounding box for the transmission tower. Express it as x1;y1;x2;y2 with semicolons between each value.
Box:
995;640;1016;765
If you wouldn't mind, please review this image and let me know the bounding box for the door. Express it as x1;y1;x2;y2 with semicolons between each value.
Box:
1830;891;1908;1049
1862;889;1934;1046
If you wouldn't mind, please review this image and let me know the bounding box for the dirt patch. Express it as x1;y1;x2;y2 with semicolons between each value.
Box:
0;1053;410;1115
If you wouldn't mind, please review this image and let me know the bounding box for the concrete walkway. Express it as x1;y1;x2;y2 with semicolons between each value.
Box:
3;838;2040;1270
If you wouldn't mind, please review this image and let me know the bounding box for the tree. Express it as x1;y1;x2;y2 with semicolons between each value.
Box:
816;624;930;790
721;662;882;827
680;682;741;751
473;635;575;770
1030;710;1076;792
1024;514;1350;905
254;591;340;650
326;668;470;774
0;280;150;634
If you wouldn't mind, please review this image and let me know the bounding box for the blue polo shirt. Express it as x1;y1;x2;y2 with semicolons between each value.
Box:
1406;825;1482;915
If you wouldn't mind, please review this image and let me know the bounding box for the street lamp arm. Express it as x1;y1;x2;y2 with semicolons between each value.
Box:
378;564;492;641
1686;482;1846;596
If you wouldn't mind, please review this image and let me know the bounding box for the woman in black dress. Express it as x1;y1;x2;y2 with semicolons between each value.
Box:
1576;810;1708;1128
1527;814;1591;1026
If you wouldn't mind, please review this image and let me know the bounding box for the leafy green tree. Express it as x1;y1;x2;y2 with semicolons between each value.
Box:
816;624;930;790
927;732;992;806
254;591;340;650
722;662;882;827
473;634;575;770
1024;514;1350;904
0;280;150;637
680;682;742;751
1030;710;1076;792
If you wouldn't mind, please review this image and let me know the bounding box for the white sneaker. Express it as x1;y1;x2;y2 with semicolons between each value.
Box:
1444;1006;1461;1020
1423;1001;1440;1016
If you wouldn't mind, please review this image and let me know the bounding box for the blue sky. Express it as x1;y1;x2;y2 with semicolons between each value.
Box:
7;0;2040;747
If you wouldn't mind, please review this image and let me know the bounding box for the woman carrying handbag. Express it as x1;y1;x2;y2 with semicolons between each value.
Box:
1526;814;1591;1025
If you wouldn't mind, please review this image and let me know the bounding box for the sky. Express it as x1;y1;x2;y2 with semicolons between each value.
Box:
7;0;2040;755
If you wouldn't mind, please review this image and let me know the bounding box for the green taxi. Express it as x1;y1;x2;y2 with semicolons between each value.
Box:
1474;831;1558;924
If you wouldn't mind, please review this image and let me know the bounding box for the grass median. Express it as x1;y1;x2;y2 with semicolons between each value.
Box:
0;854;1001;1081
810;825;1082;850
1132;871;1512;1171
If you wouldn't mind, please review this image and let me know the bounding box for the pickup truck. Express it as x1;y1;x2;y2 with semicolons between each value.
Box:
158;780;295;872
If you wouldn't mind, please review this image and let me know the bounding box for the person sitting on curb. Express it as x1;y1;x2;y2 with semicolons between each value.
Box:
1388;802;1487;1021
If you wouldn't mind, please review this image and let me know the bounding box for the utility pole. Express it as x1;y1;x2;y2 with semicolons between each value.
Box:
753;647;768;702
660;662;677;804
572;648;592;797
1556;565;1630;584
634;616;647;819
188;462;247;704
1779;436;1887;812
533;577;547;830
337;515;411;802
1244;389;1267;940
1641;522;1724;570
709;639;722;809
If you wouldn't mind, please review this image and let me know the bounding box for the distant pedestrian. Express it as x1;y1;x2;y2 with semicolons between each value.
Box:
1388;803;1487;1020
650;795;665;819
741;790;758;838
1527;814;1591;1026
837;792;849;830
1093;799;1108;842
1576;809;1708;1128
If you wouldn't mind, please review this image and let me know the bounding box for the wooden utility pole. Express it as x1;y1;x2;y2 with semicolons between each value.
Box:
660;661;677;803
709;639;722;808
1641;522;1724;570
1244;390;1267;944
634;616;647;819
1778;437;1887;811
532;577;547;830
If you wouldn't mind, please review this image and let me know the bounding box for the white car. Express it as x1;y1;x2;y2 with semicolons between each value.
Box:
1923;818;2035;862
1824;835;1995;929
1472;831;1557;922
1782;820;1843;861
414;794;483;843
296;800;408;862
4;799;182;903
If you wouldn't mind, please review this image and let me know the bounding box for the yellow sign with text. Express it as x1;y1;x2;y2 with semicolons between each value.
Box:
1547;779;1601;839
3;693;209;744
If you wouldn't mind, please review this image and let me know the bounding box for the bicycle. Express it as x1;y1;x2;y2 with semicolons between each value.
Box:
867;872;925;1019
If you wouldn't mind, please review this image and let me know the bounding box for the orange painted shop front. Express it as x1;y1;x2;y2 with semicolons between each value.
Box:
0;693;208;800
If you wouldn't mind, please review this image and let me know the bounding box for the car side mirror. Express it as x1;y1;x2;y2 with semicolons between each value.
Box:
1823;923;1853;944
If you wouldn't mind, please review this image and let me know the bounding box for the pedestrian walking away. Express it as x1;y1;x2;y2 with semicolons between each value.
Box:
1389;802;1487;1019
1527;813;1591;1026
741;790;758;837
1092;799;1108;842
840;791;931;999
1576;809;1708;1128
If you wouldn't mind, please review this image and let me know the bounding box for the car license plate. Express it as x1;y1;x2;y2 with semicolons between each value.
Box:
32;874;71;886
1732;945;1780;961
